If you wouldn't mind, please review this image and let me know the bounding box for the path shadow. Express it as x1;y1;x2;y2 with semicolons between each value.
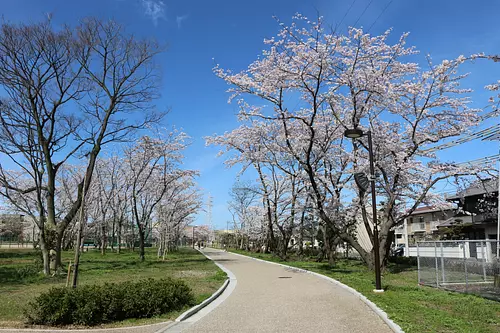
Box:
213;258;237;262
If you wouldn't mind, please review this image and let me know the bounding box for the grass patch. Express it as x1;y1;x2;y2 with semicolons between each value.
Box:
0;247;226;328
230;249;500;333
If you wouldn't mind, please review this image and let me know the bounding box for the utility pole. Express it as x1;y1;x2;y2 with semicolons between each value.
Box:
207;194;213;244
226;220;229;249
481;127;499;258
497;150;499;258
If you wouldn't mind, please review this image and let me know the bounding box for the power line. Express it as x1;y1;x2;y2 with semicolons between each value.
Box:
353;0;374;27
482;109;500;121
368;0;393;32
422;124;500;153
338;0;357;29
455;154;500;167
421;109;500;153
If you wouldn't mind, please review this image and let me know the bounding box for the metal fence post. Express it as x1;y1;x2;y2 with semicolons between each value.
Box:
440;242;445;284
480;241;487;282
417;242;421;285
434;242;439;287
462;240;468;291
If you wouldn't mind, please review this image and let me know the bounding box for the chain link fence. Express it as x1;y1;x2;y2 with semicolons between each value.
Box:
417;240;500;301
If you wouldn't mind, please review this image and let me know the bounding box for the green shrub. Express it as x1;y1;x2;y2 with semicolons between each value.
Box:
25;278;195;326
388;256;417;266
15;263;41;279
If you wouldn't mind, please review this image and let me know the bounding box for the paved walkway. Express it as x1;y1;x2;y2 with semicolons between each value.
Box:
0;249;394;333
177;248;393;333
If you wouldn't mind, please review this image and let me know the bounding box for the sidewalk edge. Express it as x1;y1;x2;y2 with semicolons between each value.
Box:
174;249;236;323
174;278;230;322
229;251;404;333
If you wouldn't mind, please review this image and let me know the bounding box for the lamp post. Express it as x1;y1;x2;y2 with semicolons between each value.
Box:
344;128;383;292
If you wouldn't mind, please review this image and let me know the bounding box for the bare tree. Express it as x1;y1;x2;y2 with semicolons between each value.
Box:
0;18;163;274
0;21;87;274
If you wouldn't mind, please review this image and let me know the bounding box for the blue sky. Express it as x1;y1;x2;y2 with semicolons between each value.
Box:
2;0;499;229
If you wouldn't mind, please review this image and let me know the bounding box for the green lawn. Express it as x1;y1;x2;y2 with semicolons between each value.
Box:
0;247;226;328
230;249;500;333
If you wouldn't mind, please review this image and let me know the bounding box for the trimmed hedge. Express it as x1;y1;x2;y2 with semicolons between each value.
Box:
25;278;195;326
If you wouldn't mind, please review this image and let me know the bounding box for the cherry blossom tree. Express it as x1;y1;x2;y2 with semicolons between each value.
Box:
211;14;492;270
125;131;194;261
156;175;202;259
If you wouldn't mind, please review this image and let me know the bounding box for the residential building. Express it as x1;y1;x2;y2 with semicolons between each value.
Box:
394;206;454;246
444;179;498;241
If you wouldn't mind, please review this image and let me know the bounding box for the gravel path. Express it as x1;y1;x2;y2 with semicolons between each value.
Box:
179;248;393;333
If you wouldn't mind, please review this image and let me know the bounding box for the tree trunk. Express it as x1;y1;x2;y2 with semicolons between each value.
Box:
494;274;500;288
110;220;115;251
131;223;136;252
54;230;63;272
39;236;50;275
101;223;106;255
117;222;121;254
138;228;145;262
157;231;164;258
298;219;304;256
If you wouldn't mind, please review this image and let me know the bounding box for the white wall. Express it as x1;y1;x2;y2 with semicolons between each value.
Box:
408;242;494;261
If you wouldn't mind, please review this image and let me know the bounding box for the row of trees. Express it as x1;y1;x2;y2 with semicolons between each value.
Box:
80;133;201;261
0;19;200;275
211;15;498;269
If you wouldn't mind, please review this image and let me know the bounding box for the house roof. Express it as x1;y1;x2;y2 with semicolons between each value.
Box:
446;179;499;200
408;206;453;215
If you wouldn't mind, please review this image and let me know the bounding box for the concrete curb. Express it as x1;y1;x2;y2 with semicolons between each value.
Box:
229;251;404;333
175;278;230;322
175;250;236;322
173;249;236;322
155;249;238;333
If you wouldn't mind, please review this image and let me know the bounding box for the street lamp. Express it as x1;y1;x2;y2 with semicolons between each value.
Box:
344;128;383;292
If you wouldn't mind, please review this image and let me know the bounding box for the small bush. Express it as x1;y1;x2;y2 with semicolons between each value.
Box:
25;278;195;326
303;247;321;258
388;256;417;266
16;263;41;279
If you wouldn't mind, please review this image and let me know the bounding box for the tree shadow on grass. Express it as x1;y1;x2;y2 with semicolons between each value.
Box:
79;257;210;272
318;267;358;275
0;266;23;284
0;265;53;286
0;251;38;259
386;263;416;274
313;263;364;275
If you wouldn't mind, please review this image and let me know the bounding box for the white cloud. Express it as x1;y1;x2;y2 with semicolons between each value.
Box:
176;14;188;29
142;0;166;26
